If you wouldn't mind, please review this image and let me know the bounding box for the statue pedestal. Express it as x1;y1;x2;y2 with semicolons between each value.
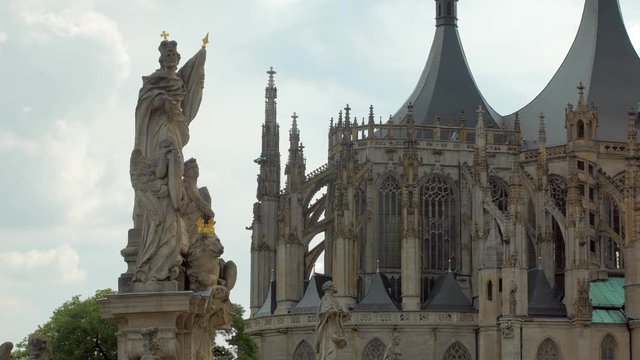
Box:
99;291;219;360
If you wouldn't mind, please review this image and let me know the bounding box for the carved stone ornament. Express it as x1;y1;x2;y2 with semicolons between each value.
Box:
141;327;160;360
574;278;592;319
26;336;50;360
383;330;402;360
0;342;13;360
500;322;514;338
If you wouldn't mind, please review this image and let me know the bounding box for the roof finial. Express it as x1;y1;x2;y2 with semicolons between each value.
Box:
448;258;452;272
577;82;586;106
376;259;380;273
538;113;546;144
270;268;275;281
369;105;375;125
538;256;543;270
267;67;276;88
344;104;351;126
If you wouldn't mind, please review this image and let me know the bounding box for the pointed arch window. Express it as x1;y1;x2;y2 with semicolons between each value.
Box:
421;175;457;271
443;341;471;360
548;175;568;216
577;120;585;139
489;176;509;212
292;340;315;360
536;338;561;360
362;338;386;360
600;335;617;360
378;176;401;269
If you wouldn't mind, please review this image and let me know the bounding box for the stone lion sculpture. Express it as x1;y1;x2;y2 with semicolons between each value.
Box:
186;231;237;330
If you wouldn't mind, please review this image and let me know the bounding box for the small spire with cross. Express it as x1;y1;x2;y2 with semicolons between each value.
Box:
160;30;170;41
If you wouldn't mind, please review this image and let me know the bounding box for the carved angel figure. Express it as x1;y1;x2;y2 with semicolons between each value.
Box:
130;138;185;285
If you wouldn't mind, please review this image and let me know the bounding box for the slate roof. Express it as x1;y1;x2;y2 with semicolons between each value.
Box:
254;278;276;317
392;4;500;127
289;273;332;314
508;0;640;147
527;269;566;317
353;271;400;312
421;271;474;312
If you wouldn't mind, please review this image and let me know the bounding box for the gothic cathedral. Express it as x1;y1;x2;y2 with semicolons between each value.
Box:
247;1;640;359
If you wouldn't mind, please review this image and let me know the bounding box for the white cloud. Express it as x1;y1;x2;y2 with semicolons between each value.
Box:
16;4;130;79
0;244;87;284
630;22;640;54
0;31;7;43
0;130;38;154
0;293;27;313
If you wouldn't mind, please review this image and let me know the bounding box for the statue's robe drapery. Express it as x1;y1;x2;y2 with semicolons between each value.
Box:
131;145;185;283
133;48;206;228
315;293;345;360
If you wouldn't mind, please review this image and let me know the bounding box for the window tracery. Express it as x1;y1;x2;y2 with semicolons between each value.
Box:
443;341;471;360
292;340;315;360
378;176;401;268
420;175;457;271
489;176;509;212
362;338;386;360
548;175;568;216
536;338;561;360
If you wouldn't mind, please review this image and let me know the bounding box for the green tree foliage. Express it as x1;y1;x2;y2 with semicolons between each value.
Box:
215;304;258;360
13;289;117;360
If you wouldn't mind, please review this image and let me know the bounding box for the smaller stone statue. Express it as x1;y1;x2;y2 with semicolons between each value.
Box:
509;281;518;315
0;342;13;360
182;158;215;245
383;331;401;360
141;327;160;360
315;281;348;360
26;336;49;360
574;278;591;319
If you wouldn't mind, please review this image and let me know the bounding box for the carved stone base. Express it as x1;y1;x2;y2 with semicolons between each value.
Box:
99;291;218;360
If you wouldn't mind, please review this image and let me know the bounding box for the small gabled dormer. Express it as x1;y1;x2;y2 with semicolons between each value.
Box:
565;82;598;143
435;0;458;27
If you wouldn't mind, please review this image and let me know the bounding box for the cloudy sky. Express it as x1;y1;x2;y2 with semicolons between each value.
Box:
1;0;639;344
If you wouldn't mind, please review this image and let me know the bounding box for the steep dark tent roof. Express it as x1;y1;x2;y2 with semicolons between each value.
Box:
509;0;640;147
392;0;500;127
254;278;276;317
421;271;474;312
353;271;400;312
527;269;566;317
290;273;332;314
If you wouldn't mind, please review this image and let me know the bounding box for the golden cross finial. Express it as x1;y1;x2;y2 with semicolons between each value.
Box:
202;32;210;49
160;31;170;41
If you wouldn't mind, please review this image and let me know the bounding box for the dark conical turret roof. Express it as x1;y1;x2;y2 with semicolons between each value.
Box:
509;0;640;146
254;278;276;317
393;0;500;127
353;271;400;312
527;268;566;317
422;271;474;312
289;273;332;314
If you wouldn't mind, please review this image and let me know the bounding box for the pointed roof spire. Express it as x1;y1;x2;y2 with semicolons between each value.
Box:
368;105;375;125
538;113;547;145
353;271;400;312
392;1;499;128
509;0;640;146
577;82;586;107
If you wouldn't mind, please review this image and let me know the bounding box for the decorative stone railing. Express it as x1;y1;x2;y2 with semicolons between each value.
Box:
246;311;479;334
328;123;518;151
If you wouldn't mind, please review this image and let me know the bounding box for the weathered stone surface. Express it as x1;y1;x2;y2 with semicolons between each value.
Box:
0;342;13;360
